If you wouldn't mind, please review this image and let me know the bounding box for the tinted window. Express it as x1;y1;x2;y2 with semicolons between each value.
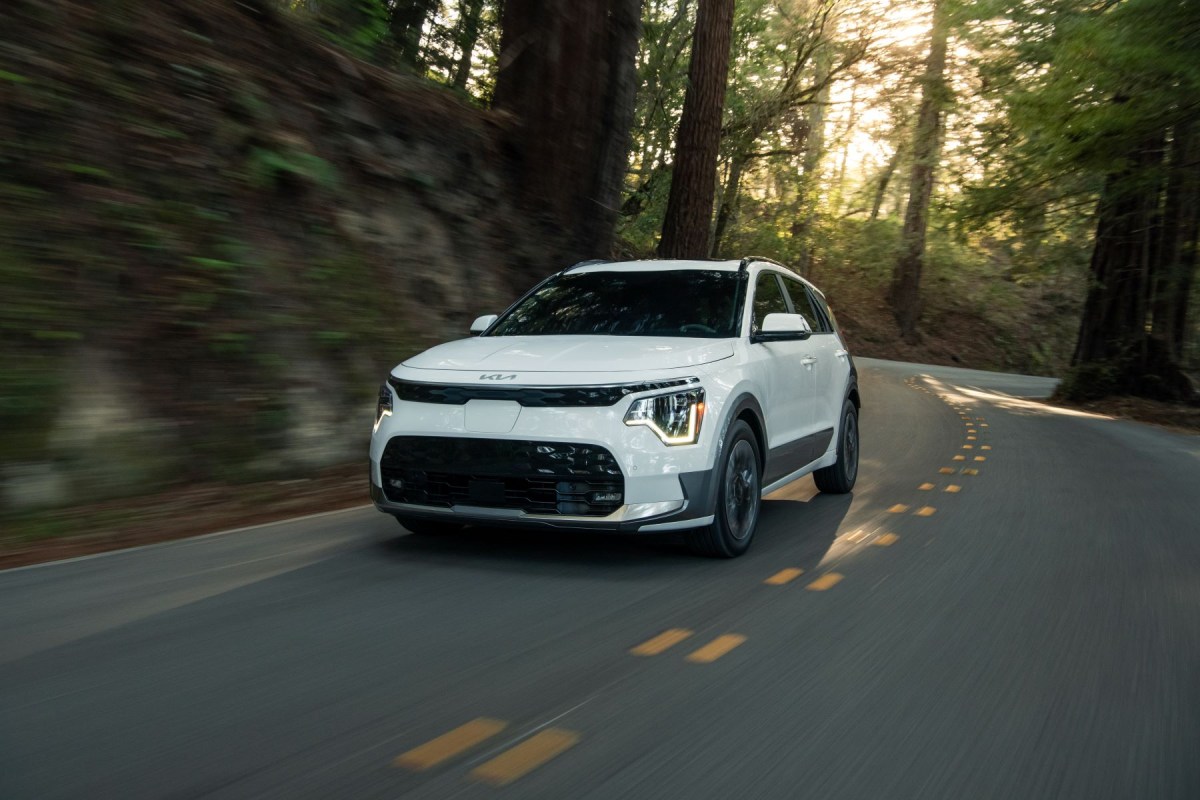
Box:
783;277;830;333
752;273;789;332
487;270;743;338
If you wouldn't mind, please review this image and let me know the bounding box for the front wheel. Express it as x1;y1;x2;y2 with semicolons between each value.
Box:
813;399;859;494
687;420;761;558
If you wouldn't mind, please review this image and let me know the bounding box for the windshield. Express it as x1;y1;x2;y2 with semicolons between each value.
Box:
487;270;744;338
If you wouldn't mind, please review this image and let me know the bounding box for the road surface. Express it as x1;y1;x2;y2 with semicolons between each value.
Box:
2;358;1199;799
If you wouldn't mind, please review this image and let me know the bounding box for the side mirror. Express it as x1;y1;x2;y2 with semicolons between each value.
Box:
753;312;812;342
470;314;498;335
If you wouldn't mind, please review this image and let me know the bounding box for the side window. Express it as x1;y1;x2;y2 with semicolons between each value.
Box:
752;273;789;333
811;290;839;333
783;277;831;333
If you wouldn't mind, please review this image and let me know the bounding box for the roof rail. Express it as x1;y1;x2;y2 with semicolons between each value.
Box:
739;255;792;271
563;258;610;273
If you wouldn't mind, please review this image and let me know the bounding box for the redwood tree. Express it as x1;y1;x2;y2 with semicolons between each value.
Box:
493;0;643;266
890;0;950;343
658;0;736;259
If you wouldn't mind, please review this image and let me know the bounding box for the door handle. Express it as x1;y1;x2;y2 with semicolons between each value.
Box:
834;349;849;359
801;357;818;366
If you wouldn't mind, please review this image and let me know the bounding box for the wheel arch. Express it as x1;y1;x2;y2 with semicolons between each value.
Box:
723;393;768;471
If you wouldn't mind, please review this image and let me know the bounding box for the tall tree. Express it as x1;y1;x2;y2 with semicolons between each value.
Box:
658;0;736;258
890;0;950;342
963;0;1199;399
389;0;439;69
493;0;643;264
450;0;487;91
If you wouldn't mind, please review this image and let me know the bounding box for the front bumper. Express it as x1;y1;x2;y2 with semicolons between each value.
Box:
370;470;715;533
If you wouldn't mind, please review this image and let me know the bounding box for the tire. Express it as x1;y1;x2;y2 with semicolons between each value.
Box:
687;419;762;558
813;399;859;494
395;515;464;536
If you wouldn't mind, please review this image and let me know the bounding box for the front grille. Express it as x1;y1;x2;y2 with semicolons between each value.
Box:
388;377;696;407
380;436;624;516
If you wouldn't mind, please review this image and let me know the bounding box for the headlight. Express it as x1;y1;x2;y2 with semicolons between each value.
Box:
624;388;705;445
374;382;393;432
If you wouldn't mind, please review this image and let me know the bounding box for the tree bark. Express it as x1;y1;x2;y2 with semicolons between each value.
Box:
658;0;736;259
493;0;644;267
390;0;438;69
450;0;487;91
710;154;746;257
889;0;950;343
870;141;905;221
1152;119;1199;360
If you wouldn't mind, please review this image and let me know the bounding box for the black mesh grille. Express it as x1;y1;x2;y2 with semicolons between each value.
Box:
380;436;624;516
388;377;694;407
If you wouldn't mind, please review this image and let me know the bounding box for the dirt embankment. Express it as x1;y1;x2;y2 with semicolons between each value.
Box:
2;0;558;513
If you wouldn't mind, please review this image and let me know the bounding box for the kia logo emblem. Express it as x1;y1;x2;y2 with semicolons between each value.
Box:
480;373;518;381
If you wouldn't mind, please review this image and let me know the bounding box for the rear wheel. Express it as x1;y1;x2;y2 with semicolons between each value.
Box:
813;399;859;494
395;515;465;536
687;420;761;558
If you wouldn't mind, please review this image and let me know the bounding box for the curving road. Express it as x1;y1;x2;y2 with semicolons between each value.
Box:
2;358;1199;799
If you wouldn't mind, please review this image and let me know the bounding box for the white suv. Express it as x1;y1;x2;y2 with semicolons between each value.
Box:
369;258;860;557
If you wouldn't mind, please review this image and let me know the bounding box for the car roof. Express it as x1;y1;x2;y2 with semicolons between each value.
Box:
567;258;805;280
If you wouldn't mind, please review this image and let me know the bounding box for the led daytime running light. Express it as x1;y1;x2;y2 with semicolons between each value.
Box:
624;388;705;445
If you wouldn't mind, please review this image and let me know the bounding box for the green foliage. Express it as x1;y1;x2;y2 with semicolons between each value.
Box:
246;147;337;191
314;0;390;61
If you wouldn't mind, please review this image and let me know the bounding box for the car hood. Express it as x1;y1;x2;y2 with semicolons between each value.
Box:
401;336;735;375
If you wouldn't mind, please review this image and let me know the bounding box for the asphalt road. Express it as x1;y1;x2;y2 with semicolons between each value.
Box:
3;358;1199;799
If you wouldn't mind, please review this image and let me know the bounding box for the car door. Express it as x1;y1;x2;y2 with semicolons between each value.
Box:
782;276;845;437
748;270;818;465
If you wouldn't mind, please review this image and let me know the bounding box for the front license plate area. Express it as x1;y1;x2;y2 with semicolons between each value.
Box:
468;479;506;505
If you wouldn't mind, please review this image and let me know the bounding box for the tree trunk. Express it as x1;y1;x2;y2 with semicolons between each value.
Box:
870;142;905;221
710;154;746;257
1152;119;1199;360
658;0;736;259
1065;129;1195;402
575;0;643;259
792;51;831;274
889;0;949;343
451;0;487;91
390;0;438;69
493;0;643;268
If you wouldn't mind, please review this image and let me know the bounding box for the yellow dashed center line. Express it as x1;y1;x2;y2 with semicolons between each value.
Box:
914;506;937;516
888;503;910;513
963;444;974;449
873;533;899;546
966;436;977;441
975;456;986;461
944;484;962;493
469;729;580;786
939;467;955;474
394;718;507;771
962;468;979;475
685;634;747;663
806;573;844;591
982;445;992;450
918;482;935;490
953;455;965;461
630;628;693;656
764;567;804;586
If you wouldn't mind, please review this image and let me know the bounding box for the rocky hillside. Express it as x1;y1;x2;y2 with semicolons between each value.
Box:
1;0;554;509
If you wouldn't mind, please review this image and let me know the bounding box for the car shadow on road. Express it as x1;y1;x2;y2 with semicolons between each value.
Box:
375;492;851;579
